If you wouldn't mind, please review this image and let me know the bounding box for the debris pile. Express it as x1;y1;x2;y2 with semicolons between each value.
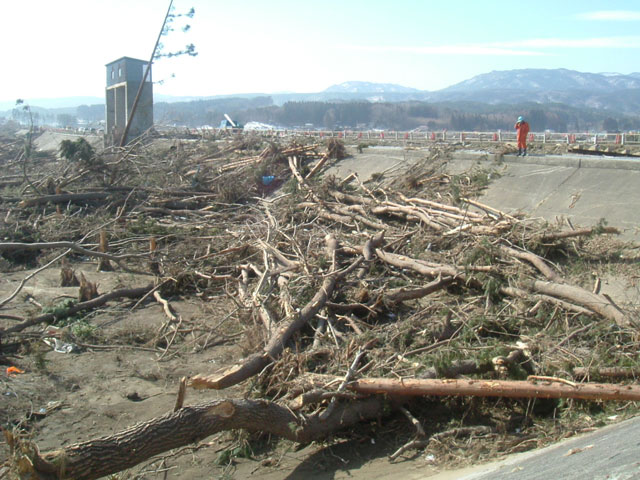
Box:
1;129;639;479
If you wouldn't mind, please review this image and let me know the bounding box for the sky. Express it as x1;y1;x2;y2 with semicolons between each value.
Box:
2;0;640;104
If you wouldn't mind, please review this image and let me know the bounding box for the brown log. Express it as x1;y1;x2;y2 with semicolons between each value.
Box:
318;210;358;226
460;197;518;221
345;377;640;401
329;190;375;206
500;245;561;282
500;286;594;317
375;249;467;282
19;191;111;207
573;367;640;379
305;153;330;179
329;204;387;230
19;397;384;480
377;249;623;323
372;203;446;231
528;279;626;324
362;231;385;260
385;276;455;303
443;221;512;237
399;194;485;219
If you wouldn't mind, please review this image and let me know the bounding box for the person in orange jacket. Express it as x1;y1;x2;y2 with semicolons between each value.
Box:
514;116;530;156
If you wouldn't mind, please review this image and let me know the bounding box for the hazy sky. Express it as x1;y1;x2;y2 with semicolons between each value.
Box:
2;0;640;103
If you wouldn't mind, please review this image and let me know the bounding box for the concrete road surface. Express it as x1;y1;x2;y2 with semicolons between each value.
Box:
456;415;640;479
471;152;640;243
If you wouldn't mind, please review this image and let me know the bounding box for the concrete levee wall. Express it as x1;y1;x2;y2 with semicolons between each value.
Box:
451;152;640;242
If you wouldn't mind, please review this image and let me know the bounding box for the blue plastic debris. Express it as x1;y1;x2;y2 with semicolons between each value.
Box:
262;175;275;186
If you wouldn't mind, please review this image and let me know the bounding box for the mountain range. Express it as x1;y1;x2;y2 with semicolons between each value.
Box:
441;68;640;92
314;69;640;114
2;68;640;117
324;81;421;94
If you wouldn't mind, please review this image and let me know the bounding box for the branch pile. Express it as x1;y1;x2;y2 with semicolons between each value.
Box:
1;130;639;479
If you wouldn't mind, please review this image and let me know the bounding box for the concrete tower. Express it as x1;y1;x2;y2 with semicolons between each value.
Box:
105;57;153;146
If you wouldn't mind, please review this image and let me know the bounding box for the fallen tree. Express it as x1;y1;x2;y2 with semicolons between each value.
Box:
1;284;154;336
6;397;384;480
8;374;640;480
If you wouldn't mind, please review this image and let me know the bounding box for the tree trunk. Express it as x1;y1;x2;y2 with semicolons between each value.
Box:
345;377;640;401
16;397;384;480
528;279;626;324
1;285;154;336
19;192;111;207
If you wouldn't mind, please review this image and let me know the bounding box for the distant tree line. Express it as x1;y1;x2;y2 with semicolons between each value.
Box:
5;97;637;133
236;100;638;133
76;104;104;122
154;97;272;127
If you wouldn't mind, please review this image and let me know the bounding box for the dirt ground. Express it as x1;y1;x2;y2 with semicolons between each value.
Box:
2;131;640;479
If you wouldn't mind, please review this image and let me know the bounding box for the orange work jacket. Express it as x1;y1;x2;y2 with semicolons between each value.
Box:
515;121;530;140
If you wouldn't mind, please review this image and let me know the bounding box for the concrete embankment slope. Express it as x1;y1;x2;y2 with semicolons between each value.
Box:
332;146;640;243
329;145;640;307
456;414;640;479
452;152;640;243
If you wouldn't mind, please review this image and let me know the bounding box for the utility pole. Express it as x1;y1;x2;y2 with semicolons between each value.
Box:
119;0;174;146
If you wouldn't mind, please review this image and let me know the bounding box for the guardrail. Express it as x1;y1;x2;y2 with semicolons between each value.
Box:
196;128;640;146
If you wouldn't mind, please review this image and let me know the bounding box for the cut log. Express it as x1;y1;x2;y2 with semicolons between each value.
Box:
344;377;640;401
78;273;99;302
528;279;626;324
1;285;154;336
18;191;111;207
60;263;80;287
14;397;384;480
97;229;114;272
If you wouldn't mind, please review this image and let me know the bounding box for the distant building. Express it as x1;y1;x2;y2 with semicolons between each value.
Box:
105;57;153;146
